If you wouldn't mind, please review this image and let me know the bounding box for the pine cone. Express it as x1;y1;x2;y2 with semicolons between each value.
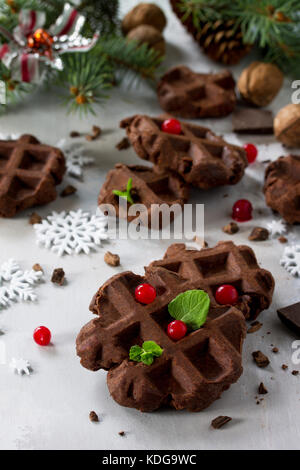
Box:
170;0;251;65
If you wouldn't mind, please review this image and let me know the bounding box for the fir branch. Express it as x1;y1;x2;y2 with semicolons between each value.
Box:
96;35;163;84
76;0;120;36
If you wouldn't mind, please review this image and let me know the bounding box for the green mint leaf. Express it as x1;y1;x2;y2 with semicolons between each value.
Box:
127;177;132;192
140;352;154;365
112;178;134;205
168;289;210;330
143;341;163;357
129;345;143;362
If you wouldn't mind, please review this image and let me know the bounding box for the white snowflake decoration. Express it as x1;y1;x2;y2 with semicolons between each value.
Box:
0;260;43;309
10;358;31;376
57;139;94;179
280;245;300;277
267;219;287;237
34;209;108;256
0;132;21;141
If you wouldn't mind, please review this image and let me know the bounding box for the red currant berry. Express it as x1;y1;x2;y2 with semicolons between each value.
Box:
161;118;181;135
135;283;157;304
215;285;239;305
232;199;253;222
33;326;51;346
167;320;187;341
244;143;258;164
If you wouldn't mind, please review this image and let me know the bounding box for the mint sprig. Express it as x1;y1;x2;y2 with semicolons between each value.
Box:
168;290;210;330
113;178;134;205
129;341;163;366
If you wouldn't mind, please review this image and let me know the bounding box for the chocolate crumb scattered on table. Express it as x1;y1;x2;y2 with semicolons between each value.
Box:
116;137;130;150
60;185;77;198
89;411;99;422
32;263;43;272
247;321;263;334
223;222;239;235
104;252;120;267
51;268;65;286
29;212;42;225
258;382;268;394
252;351;270;368
248;227;269;241
211;416;232;429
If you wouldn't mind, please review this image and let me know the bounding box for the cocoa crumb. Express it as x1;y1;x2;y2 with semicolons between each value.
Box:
278;236;287;244
252;350;270;368
222;222;239;235
60;185;77;198
247;321;263;334
258;382;268;394
89;411;99;422
118;431;125;436
116;137;130;150
51;268;65;286
104;252;120;267
211;416;232;429
282;364;288;370
292;370;299;376
248;227;269;241
32;263;43;272
70;131;80;138
29;212;42;225
86;125;101;141
272;347;279;353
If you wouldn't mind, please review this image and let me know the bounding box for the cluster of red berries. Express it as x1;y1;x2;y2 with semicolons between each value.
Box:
134;282;239;341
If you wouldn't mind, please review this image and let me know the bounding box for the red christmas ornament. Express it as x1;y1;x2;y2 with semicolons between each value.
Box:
232;199;253;222
33;326;51;346
161;118;181;135
135;283;157;304
27;28;54;58
244;143;258;164
167;320;187;341
215;285;238;305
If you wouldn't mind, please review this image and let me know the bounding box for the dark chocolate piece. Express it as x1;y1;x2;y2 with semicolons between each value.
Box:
277;302;300;335
272;347;279;353
233;107;274;135
120;114;248;190
264;155;300;224
211;416;232;429
248;227;269;241
292;370;299;376
89;411;99;422
157;66;236;119
258;382;268;394
98;163;189;228
149;241;275;321
252;351;270;368
51;268;65;286
0;135;65;218
76;266;246;412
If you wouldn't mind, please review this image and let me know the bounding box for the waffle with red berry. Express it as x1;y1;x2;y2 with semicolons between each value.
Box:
120;114;247;189
76;266;246;412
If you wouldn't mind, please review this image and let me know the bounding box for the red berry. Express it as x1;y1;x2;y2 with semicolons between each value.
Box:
244;143;258;164
215;285;239;305
33;326;51;346
161;118;181;135
135;283;157;304
232;199;253;222
167;320;187;341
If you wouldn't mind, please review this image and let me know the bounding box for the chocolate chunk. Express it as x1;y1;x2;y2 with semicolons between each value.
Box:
29;212;42;225
86;125;101;141
76;266;246;412
278;302;300;336
70;131;80;138
89;411;99;422
247;321;263;334
157;66;236;119
292;370;299;376
252;351;270;368
278;236;287;244
248;227;269;241
104;252;120;267
264;155;300;224
118;431;125;436
223;222;239;235
116;137;130;150
0;135;65;218
272;347;279;353
258;382;268;394
51;268;65;286
98;163;189;228
120;114;248;190
60;185;77;198
233;107;274;135
150;241;274;321
32;263;43;272
282;364;288;370
211;416;232;429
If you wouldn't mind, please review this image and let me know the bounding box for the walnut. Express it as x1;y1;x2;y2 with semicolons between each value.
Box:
122;3;167;34
238;61;283;107
127;24;165;55
274;104;300;147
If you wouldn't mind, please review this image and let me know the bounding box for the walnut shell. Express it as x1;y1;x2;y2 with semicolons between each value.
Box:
122;3;167;34
274;104;300;147
127;25;165;55
238;61;283;107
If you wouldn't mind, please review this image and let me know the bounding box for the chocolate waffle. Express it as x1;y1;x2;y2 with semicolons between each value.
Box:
264;155;300;224
76;267;246;412
149;242;274;321
98;163;189;228
120;115;247;189
157;66;236;118
0;135;65;217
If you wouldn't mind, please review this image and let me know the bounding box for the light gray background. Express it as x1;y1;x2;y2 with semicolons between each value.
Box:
0;0;299;450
